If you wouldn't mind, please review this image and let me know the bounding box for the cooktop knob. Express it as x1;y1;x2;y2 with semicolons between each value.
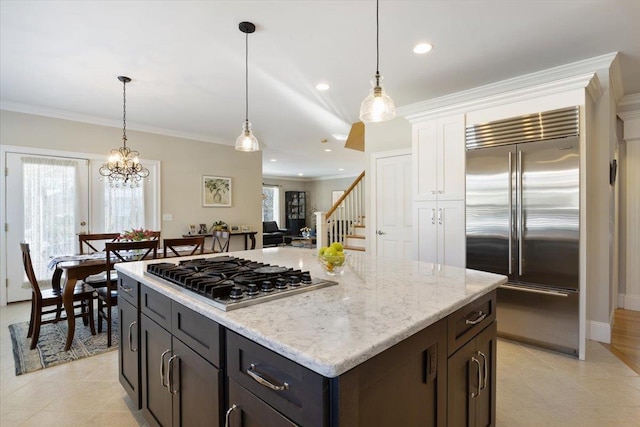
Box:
246;283;259;296
288;275;301;287
261;281;274;292
229;286;244;300
275;278;288;289
301;272;312;284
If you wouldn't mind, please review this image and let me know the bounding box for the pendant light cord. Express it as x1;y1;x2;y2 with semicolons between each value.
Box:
245;31;249;122
122;79;128;147
376;0;379;75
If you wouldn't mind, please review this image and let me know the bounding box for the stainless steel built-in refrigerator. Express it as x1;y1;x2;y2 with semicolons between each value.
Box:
465;106;580;355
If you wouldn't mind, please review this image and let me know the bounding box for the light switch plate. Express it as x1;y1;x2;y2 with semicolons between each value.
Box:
162;213;173;221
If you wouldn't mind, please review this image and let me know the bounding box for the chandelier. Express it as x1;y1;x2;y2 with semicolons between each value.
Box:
359;0;396;123
99;76;150;187
235;21;259;152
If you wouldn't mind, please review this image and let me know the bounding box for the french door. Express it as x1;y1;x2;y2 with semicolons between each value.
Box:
5;152;90;302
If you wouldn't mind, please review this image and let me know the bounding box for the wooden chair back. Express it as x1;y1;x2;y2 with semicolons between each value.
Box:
149;231;161;240
78;233;121;254
105;240;159;273
20;243;41;299
163;236;205;258
212;231;230;253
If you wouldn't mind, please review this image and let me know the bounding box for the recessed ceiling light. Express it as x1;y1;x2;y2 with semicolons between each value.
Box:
324;148;332;152
315;83;330;91
413;43;433;54
270;158;277;162
298;173;304;176
338;168;344;171
332;134;348;141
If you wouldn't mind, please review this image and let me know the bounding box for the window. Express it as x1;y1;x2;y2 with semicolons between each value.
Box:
103;180;145;231
262;186;280;223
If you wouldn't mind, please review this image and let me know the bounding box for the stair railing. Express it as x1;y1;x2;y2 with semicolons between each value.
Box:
315;171;365;249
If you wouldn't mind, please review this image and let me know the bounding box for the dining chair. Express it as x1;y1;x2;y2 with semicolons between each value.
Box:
149;231;161;240
20;242;96;350
78;232;121;254
212;230;230;253
98;240;159;347
163;236;205;258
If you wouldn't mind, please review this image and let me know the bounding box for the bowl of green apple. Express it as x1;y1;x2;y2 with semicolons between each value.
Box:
317;242;347;276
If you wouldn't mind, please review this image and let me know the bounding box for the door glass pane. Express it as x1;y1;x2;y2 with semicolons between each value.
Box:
104;179;145;232
262;186;280;222
22;156;78;283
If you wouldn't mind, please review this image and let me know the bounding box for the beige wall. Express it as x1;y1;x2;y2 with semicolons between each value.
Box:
1;110;263;252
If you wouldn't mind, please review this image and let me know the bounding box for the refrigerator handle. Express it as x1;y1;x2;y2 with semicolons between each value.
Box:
431;208;435;225
518;151;524;276
438;208;442;225
508;152;513;275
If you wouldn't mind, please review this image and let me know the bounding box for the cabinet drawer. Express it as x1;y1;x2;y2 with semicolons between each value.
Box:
448;290;496;356
227;331;328;427
228;379;298;427
171;301;223;368
118;274;138;307
141;285;171;330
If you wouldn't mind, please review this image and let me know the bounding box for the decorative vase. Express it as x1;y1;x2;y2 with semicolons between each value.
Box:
302;231;310;239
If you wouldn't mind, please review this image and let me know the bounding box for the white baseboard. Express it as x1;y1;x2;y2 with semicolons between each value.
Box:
620;293;640;311
587;320;611;344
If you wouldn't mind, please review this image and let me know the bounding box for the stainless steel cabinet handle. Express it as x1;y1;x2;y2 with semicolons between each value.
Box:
465;310;487;325
471;357;481;398
377;230;386;235
160;349;171;387
477;351;488;390
438;208;442;225
431;208;435;225
508;152;513;275
225;404;238;427
431;190;437;195
128;321;137;352
119;283;133;293
518;151;524;276
167;355;178;395
247;363;289;391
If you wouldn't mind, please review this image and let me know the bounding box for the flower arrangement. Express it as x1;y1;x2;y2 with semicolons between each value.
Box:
300;227;311;233
120;228;154;241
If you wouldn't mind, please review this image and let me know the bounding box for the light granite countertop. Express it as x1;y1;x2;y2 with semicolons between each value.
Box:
116;247;506;377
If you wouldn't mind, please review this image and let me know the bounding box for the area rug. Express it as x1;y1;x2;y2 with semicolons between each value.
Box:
9;312;118;376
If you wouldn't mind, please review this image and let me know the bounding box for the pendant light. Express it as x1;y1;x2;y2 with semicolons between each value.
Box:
359;0;396;123
235;21;259;152
99;76;150;187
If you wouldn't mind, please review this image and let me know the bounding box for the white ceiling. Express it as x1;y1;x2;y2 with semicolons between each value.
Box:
1;1;639;179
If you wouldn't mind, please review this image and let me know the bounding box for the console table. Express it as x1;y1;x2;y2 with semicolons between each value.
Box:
182;231;257;250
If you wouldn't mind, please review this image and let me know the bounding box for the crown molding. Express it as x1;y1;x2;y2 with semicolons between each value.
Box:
618;93;640;111
609;53;624;102
0;101;229;146
398;52;618;123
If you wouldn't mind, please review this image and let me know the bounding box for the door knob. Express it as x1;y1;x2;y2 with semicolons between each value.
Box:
80;221;87;226
377;230;386;235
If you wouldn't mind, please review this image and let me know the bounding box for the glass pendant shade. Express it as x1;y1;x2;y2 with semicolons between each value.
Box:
359;73;396;123
235;120;259;152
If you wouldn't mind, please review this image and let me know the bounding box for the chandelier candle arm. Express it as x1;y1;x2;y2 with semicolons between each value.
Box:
235;21;259;152
99;75;150;187
359;0;396;123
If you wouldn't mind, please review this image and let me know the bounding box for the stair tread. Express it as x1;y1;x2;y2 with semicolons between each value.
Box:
345;234;365;239
344;246;365;252
353;224;365;228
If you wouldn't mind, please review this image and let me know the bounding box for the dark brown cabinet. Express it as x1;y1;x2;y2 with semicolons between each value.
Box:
118;275;141;409
447;292;497;427
137;284;224;427
285;191;306;232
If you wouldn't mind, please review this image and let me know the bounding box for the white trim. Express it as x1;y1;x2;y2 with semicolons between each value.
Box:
609;54;624;103
618;293;626;309
401;73;600;123
398;52;616;119
0;101;227;146
369;148;412;256
587;320;611;344
621;293;640;311
618;93;640;109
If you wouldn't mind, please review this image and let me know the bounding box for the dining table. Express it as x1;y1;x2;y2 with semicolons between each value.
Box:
49;246;213;351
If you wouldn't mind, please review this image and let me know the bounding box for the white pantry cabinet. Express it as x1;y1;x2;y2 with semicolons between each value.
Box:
412;114;466;201
414;200;465;267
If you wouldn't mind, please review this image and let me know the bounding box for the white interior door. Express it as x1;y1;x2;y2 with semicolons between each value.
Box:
375;153;413;259
5;153;89;302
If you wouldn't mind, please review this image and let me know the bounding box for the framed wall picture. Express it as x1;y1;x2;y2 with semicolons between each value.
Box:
203;176;232;207
230;225;240;232
241;225;251;232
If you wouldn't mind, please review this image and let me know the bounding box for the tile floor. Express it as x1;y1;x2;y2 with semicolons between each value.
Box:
2;301;640;426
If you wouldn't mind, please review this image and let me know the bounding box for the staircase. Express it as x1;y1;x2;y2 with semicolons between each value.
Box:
315;172;366;252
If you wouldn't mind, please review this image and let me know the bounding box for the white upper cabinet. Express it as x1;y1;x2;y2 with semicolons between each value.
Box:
412;114;466;201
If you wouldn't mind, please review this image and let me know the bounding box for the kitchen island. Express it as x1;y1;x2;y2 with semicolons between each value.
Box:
116;247;506;426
